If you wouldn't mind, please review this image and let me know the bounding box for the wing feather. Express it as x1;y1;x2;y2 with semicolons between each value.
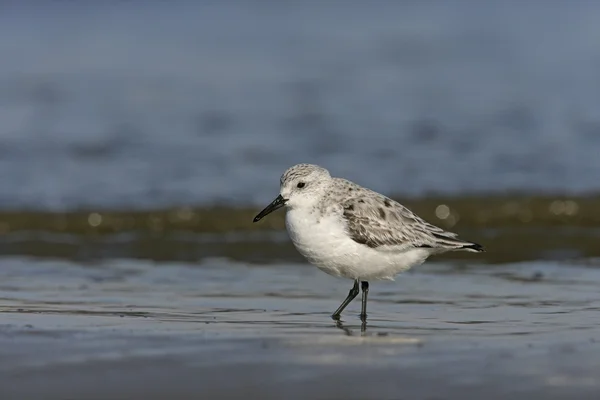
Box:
341;194;475;251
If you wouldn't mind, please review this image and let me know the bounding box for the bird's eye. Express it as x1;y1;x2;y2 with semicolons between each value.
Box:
297;182;306;189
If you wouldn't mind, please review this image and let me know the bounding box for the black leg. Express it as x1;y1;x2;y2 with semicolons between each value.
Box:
331;280;360;320
360;281;369;322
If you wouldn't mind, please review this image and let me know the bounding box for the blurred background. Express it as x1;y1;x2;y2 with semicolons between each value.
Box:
1;0;600;262
3;2;600;398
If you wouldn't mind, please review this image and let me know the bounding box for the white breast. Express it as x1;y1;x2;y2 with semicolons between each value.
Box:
285;208;430;281
285;208;350;277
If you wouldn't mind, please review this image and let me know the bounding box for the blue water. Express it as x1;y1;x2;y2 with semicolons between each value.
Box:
1;1;600;210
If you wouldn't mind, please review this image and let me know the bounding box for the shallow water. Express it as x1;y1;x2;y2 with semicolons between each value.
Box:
2;255;600;399
3;2;600;397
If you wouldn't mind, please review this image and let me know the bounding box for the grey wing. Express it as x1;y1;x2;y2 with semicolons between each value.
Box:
341;195;481;252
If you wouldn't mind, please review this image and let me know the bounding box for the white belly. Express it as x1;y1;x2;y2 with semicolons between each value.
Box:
285;208;430;281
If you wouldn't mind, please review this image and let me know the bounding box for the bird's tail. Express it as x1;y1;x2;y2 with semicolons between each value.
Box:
459;242;485;253
432;233;485;253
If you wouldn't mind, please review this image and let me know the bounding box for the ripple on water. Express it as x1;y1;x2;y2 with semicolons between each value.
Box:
1;256;600;343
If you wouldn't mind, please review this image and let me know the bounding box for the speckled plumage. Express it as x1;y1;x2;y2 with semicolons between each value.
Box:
277;164;483;266
336;178;476;251
254;163;483;319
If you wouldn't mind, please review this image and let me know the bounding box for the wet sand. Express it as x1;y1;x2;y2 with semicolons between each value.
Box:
2;256;600;399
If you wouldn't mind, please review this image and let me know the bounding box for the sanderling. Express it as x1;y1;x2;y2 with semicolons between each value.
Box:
253;163;483;322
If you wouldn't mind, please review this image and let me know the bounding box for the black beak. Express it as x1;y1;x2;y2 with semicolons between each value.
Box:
253;194;287;222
